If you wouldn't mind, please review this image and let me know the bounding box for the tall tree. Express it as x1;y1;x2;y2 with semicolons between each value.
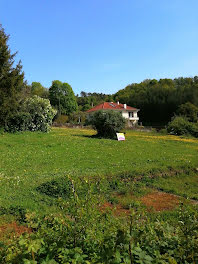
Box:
0;24;26;127
49;80;78;115
31;82;49;98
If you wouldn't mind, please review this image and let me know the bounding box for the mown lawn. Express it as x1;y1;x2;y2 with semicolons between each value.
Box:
0;127;198;213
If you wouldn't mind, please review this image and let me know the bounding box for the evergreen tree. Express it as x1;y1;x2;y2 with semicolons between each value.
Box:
0;24;25;127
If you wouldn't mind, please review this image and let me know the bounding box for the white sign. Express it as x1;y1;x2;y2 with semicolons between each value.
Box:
116;133;125;141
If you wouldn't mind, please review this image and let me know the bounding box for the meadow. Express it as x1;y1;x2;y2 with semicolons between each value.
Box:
0;127;198;213
1;128;198;263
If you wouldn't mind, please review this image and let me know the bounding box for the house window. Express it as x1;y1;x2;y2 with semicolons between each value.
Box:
129;112;134;118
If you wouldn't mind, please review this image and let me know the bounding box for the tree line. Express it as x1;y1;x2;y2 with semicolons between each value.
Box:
114;78;198;126
74;78;198;127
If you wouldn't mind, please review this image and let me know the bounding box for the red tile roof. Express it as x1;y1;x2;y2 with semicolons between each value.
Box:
86;102;139;113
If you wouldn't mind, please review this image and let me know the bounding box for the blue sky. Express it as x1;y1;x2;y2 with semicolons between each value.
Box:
1;0;198;95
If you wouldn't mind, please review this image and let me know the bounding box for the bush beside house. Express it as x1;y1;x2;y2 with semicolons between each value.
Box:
87;110;126;138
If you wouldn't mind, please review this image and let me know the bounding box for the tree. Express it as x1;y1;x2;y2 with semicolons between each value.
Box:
0;24;26;127
177;102;198;123
167;116;198;138
88;110;126;139
77;91;112;112
31;82;49;98
49;80;78;115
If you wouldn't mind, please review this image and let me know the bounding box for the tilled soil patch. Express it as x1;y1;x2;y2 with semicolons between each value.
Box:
100;202;130;216
140;191;180;211
0;222;31;241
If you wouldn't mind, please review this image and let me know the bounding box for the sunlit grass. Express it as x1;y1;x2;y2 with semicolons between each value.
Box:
0;127;198;212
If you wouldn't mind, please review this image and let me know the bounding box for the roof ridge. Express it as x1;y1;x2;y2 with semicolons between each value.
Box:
86;101;138;113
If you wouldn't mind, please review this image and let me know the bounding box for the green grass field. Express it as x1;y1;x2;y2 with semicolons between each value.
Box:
1;127;198;263
0;127;198;214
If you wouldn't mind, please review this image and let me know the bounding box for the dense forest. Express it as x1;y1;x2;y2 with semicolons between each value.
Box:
114;77;198;125
76;77;198;126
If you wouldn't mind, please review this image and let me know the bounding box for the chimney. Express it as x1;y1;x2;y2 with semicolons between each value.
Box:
124;104;127;109
117;101;119;105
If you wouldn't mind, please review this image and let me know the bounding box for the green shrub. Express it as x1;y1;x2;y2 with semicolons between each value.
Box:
69;111;86;125
1;201;198;263
188;123;198;137
167;116;198;137
1;177;198;263
177;102;198;122
159;128;167;134
54;114;69;125
5;96;57;132
87;110;126;138
5;112;31;133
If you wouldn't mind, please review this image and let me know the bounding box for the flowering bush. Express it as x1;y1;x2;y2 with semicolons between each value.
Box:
5;96;57;132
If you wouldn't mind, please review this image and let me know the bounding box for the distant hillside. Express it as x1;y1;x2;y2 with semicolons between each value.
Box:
114;77;198;126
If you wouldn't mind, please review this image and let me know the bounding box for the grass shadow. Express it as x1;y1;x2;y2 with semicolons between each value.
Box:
0;206;26;223
36;177;72;199
72;134;117;140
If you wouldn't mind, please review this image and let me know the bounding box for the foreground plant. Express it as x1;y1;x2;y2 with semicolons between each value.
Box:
1;177;198;264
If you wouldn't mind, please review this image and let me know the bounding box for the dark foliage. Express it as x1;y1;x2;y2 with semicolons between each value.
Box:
88;110;126;138
36;178;72;199
167;116;198;137
0;24;26;128
0;206;26;223
4;112;31;133
177;102;198;123
114;77;198;125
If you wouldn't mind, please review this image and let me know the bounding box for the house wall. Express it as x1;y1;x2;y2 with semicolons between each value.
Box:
121;111;139;120
121;111;129;119
133;111;138;118
121;110;139;126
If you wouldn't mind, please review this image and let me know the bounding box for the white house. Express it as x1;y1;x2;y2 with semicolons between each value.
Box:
86;101;140;126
